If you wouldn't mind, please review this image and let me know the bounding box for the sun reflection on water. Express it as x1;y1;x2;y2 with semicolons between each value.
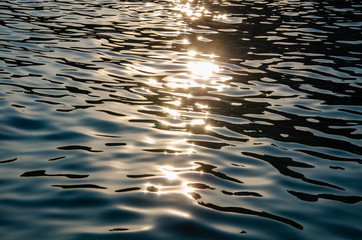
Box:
160;166;179;180
163;107;181;117
188;50;197;57
144;137;156;144
133;0;234;204
205;125;213;131
188;61;220;79
183;39;190;44
143;164;204;201
195;103;209;109
182;181;197;199
167;209;190;218
190;119;205;125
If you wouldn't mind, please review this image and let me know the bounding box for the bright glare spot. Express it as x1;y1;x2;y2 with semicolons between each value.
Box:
160;166;178;180
205;125;213;131
159;120;186;128
188;61;219;78
195;103;208;109
215;85;225;92
190;119;205;125
188;50;197;57
166;82;190;89
186;148;194;154
164;107;180;117
183;39;190;44
141;225;153;231
203;9;211;14
148;79;158;85
214;14;227;20
144;138;155;144
167;209;190;218
166;100;181;106
170;138;187;145
184;185;194;193
182;182;195;199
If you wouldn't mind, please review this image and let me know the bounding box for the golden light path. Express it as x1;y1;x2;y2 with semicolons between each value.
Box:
132;0;231;203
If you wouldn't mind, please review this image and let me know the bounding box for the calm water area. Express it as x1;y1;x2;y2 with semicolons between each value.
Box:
0;0;361;239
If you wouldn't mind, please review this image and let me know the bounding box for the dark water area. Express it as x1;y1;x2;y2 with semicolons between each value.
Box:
0;0;361;239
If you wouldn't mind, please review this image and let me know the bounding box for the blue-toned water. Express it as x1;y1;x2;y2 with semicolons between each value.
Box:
0;0;361;239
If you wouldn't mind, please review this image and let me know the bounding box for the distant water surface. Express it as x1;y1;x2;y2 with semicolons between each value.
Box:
0;0;361;239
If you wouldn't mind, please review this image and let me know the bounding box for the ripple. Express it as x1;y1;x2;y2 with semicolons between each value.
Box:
1;0;361;239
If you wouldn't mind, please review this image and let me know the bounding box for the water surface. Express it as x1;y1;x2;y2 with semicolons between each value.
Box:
0;0;361;239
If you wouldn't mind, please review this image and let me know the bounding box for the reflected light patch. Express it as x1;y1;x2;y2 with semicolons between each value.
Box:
148;78;162;88
214;14;227;20
167;209;190;218
163;107;180;117
188;61;220;79
197;36;212;42
188;50;197;57
166;82;191;89
182;182;196;199
160;166;178;180
173;1;205;20
205;125;213;131
186;148;194;154
165;100;181;106
159;120;186;128
190;119;205;125
195;12;202;18
170;138;187;145
195;103;209;109
144;138;155;144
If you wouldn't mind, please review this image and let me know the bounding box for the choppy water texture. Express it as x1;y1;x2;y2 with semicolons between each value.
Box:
1;0;361;239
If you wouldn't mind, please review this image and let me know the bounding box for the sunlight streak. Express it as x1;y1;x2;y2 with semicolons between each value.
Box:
195;103;209;109
167;209;190;218
190;119;205;125
165;100;181;106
